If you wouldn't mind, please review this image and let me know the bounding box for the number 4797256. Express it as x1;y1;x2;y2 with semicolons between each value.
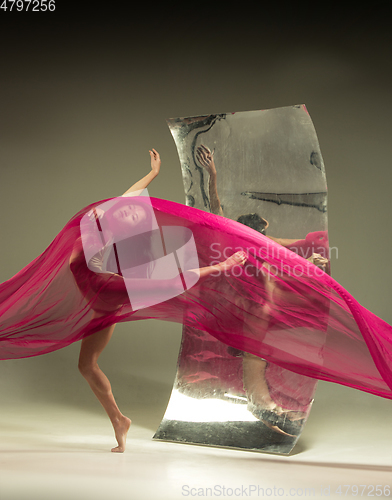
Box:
1;0;56;11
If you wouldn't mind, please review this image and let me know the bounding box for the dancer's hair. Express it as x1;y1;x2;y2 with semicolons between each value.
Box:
102;198;156;278
236;213;269;235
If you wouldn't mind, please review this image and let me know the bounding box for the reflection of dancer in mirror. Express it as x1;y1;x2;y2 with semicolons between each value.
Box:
196;144;328;435
196;145;328;268
72;148;247;452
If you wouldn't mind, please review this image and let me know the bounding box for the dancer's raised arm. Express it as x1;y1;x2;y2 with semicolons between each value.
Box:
122;149;161;196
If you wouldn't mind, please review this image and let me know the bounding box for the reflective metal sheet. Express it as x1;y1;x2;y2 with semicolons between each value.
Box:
153;105;328;454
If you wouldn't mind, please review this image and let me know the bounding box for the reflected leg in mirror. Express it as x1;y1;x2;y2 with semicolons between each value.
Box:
242;353;307;437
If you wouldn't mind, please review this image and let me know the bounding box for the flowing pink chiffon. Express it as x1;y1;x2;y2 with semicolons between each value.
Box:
1;197;392;401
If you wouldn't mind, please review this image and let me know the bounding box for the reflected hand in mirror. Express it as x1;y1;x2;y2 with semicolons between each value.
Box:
196;145;216;175
307;253;328;271
196;144;223;216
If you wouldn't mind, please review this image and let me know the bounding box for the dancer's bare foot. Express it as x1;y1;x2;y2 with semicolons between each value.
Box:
250;393;279;412
218;251;247;272
111;415;132;453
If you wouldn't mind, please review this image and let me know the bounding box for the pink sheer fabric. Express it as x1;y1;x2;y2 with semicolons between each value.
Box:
1;197;392;401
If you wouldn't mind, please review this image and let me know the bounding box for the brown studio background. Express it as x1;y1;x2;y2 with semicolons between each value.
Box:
0;4;391;434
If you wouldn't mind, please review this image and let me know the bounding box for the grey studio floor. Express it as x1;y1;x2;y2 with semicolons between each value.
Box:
0;323;391;500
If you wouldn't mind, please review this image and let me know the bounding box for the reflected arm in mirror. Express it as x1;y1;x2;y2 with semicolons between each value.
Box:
265;236;302;247
196;145;224;216
306;253;328;271
122;149;161;196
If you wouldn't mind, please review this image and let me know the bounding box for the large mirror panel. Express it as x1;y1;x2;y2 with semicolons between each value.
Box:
153;105;329;454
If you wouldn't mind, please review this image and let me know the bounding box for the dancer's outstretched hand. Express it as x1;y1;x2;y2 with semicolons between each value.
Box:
149;148;161;176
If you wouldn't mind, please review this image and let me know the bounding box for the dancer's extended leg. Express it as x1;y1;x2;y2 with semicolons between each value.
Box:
242;354;278;410
76;250;247;452
78;324;131;453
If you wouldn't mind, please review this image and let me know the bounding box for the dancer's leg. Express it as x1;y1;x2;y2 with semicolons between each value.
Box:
76;251;246;452
78;324;131;453
242;354;277;410
242;264;278;410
